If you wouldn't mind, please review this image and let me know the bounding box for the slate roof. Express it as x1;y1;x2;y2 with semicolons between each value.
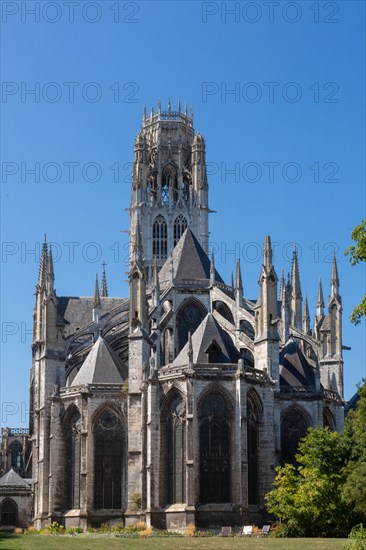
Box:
173;313;240;366
279;339;315;388
0;468;31;488
58;297;127;338
159;228;224;286
71;336;126;386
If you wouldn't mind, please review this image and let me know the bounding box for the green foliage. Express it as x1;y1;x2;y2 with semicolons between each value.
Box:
345;220;366;324
343;383;366;518
345;524;366;550
266;428;354;537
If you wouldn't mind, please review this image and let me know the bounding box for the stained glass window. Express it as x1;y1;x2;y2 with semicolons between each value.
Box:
94;410;123;509
176;302;206;353
167;396;186;504
281;409;309;465
173;214;188;246
65;411;81;509
199;393;230;503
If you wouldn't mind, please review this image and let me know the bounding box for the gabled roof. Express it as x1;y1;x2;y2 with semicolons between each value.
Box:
0;468;30;488
158;228;224;286
71;336;125;386
173;313;240;366
279;339;315;388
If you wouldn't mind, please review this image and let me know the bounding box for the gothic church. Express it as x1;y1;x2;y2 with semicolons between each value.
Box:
0;102;344;530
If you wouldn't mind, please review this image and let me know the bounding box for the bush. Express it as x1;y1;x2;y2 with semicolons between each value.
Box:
139;527;153;538
65;526;84;534
14;528;23;534
345;524;366;550
130;492;142;511
135;521;147;531
186;523;196;537
24;526;39;535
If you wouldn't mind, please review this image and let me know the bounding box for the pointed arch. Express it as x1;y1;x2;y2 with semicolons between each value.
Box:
162;327;174;365
173;214;188;246
198;385;233;503
176;298;207;354
281;405;311;465
93;406;125;510
153;214;168;259
160;388;186;505
0;498;17;526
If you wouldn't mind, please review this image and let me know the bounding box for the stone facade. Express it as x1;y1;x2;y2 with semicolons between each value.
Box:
0;103;344;530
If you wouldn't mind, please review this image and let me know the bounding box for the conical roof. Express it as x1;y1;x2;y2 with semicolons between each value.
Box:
173;313;240;367
159;228;224;286
0;468;30;488
71;336;125;386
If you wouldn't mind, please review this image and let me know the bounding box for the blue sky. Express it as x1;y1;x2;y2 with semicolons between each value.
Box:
1;0;365;428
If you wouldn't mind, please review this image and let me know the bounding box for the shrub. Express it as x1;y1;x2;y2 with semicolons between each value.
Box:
110;523;124;533
14;528;23;534
139;527;153;538
345;524;366;550
186;523;196;537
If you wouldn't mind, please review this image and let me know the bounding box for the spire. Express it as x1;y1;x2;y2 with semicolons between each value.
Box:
263;235;273;269
236;258;243;291
168;97;171;112
210;250;215;285
178;99;181;113
291;244;302;297
316;278;324;318
230;270;234;288
291;244;302;328
280;269;286;302
46;246;55;293
184;100;188;115
330;254;340;298
235;258;243;307
158;98;161;113
303;295;310;334
93;274;101;309
100;261;108;297
37;235;48;290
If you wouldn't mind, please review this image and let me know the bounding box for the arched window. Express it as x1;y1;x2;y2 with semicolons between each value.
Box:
199;392;231;503
162;164;178;205
10;441;22;470
205;340;221;363
94;410;123;509
281;408;309;465
166;395;186;504
323;407;335;430
176;301;206;353
247;394;259;504
163;327;174;365
153;215;168;259
240;319;255;340
65;411;82;509
0;499;17;526
173;214;188;246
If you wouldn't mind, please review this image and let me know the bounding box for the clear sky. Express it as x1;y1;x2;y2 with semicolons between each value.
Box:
1;0;365;428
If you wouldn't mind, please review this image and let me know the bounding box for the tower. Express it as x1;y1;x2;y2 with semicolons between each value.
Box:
129;100;209;281
254;236;280;384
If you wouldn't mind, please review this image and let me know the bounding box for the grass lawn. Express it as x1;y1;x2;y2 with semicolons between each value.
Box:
0;534;348;550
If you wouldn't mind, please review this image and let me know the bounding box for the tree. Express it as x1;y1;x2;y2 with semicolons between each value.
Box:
266;428;355;537
343;382;366;517
345;220;366;324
